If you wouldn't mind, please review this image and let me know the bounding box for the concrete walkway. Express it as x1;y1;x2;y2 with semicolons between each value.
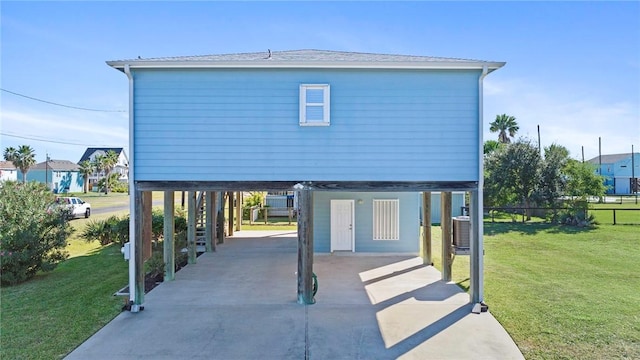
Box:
66;230;523;360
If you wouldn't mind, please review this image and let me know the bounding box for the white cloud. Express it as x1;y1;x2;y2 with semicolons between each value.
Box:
483;78;640;160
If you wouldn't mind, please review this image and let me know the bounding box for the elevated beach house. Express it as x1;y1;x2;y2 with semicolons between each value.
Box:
107;50;504;310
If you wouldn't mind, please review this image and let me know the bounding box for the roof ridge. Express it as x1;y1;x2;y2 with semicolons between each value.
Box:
108;49;504;66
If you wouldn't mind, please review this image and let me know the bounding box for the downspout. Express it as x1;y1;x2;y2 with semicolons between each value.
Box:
123;64;140;311
471;65;489;309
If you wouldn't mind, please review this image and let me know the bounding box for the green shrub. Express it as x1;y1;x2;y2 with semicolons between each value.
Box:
0;181;73;285
81;215;129;246
81;210;187;246
109;181;128;193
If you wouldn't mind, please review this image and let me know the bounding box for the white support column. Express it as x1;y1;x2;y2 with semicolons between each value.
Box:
470;189;484;306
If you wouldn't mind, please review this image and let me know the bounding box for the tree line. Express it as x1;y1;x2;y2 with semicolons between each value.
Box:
3;145;120;194
485;114;606;225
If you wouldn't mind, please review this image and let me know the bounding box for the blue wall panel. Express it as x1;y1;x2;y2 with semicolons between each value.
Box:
25;170;83;193
313;192;420;253
132;68;481;182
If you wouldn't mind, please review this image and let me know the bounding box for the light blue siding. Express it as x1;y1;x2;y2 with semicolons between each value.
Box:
313;192;420;253
422;192;466;224
25;170;83;193
132;68;481;182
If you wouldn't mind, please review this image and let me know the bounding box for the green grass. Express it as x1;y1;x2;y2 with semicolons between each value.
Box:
240;217;297;231
590;202;640;225
0;245;128;359
0;194;132;359
430;222;640;359
63;191;129;208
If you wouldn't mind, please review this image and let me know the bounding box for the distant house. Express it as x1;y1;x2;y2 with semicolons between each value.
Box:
78;148;129;191
24;159;83;193
0;161;18;182
587;153;640;194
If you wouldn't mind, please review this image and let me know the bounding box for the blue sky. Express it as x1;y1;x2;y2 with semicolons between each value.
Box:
1;1;638;164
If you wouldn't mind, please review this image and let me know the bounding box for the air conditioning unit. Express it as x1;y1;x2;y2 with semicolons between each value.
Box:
452;216;470;248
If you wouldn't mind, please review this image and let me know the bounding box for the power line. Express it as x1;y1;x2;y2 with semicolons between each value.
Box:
0;132;115;147
1;88;127;113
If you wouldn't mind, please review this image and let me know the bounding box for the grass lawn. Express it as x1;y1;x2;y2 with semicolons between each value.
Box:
590;201;640;225
0;245;128;359
0;195;132;359
430;222;640;359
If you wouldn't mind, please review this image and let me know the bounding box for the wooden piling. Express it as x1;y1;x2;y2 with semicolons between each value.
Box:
163;191;175;281
297;184;315;304
421;192;432;265
441;191;452;282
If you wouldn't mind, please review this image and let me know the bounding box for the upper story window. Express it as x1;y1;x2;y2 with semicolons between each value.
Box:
300;84;330;126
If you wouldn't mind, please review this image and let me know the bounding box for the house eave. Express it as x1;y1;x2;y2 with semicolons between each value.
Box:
106;60;505;73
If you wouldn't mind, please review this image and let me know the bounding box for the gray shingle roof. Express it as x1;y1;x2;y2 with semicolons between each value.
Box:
107;49;505;71
78;147;125;164
586;153;639;165
32;160;80;171
0;160;16;169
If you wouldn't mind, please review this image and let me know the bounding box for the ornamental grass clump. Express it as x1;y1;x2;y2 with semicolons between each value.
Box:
0;181;73;285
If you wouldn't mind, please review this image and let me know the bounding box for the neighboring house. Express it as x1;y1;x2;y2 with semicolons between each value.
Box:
587;153;640;194
23;159;83;193
0;161;18;182
78;147;129;190
108;49;504;309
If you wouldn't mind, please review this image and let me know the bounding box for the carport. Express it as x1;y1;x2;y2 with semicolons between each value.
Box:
67;230;523;359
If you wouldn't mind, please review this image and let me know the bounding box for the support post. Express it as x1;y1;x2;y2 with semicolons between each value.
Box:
469;189;484;305
296;183;315;304
142;191;152;261
441;191;452;282
288;207;293;225
187;191;197;264
133;189;145;306
205;191;215;252
228;191;234;237
235;191;242;232
217;192;225;244
163;191;175;281
421;192;433;265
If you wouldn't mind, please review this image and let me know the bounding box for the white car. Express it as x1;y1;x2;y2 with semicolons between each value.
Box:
56;197;91;219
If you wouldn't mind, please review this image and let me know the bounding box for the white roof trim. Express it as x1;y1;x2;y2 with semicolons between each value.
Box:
107;60;505;72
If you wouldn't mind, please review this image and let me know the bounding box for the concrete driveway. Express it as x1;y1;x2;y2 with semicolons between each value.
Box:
66;230;523;359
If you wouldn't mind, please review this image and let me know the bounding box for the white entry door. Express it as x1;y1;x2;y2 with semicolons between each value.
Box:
331;200;355;252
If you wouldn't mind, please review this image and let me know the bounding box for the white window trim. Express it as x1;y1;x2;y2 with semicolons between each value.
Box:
299;84;330;126
373;199;400;241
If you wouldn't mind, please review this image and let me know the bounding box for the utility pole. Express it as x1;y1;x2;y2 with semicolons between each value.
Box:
598;137;602;175
45;153;49;191
581;146;584;163
537;125;541;154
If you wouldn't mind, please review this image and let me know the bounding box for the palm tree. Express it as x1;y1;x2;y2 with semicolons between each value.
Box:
3;145;36;182
483;140;502;156
489;114;519;144
78;160;95;194
101;150;119;194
